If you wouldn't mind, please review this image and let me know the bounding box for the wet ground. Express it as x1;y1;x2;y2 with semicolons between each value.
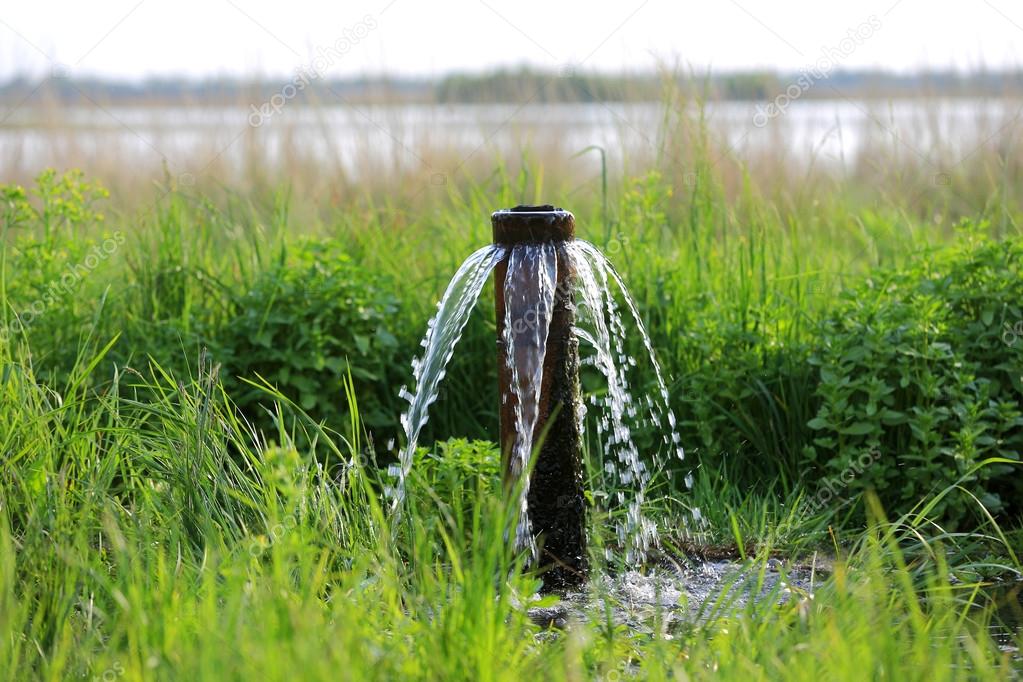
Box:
990;581;1023;657
527;554;826;631
526;554;1022;660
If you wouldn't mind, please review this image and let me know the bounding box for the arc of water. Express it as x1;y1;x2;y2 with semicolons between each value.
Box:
392;234;692;567
573;240;686;469
501;243;558;560
392;244;506;510
565;242;655;561
567;240;699;562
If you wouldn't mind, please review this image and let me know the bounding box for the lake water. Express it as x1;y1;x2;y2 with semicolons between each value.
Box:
2;98;1021;181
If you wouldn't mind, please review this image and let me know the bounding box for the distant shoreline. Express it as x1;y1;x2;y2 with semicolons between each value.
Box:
3;67;1022;106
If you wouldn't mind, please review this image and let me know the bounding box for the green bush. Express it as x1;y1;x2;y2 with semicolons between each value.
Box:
663;297;816;486
408;439;501;530
216;240;404;439
805;225;1023;523
0;170;118;382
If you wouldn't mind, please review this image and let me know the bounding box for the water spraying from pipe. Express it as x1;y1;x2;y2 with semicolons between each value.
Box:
392;205;691;590
390;244;506;505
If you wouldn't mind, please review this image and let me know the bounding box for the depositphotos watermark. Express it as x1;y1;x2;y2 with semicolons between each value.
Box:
504;233;632;340
0;232;125;342
1002;320;1023;347
754;15;882;128
804;448;882;514
87;660;124;682
248;15;378;127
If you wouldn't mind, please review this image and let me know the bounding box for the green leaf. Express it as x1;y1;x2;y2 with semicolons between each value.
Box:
840;422;875;436
353;333;370;354
807;417;830;430
880;409;908;425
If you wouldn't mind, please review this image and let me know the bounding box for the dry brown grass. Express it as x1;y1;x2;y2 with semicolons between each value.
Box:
2;82;1022;232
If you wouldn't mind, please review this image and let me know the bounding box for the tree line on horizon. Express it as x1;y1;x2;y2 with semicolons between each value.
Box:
2;66;1021;105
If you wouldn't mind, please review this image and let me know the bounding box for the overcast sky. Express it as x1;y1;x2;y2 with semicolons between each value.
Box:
1;0;1021;81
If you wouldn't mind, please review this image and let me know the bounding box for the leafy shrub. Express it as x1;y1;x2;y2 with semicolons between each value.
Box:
0;170;116;381
399;439;504;553
408;439;501;519
663;297;817;485
216;240;404;440
1;168;109;237
1;170;110;301
805;225;1023;523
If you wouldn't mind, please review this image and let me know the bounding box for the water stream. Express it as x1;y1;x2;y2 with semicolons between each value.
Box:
501;243;558;561
389;244;506;507
394;237;691;564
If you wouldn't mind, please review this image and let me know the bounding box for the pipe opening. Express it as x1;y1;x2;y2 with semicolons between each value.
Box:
492;205;575;245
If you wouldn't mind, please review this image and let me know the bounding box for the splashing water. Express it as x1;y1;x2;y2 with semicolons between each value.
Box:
393;238;690;564
567;240;689;563
501;243;558;561
390;244;506;508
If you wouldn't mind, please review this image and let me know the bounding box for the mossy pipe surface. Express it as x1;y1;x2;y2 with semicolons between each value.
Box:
493;205;586;591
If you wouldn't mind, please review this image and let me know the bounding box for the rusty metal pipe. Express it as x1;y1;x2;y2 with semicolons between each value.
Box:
493;204;586;591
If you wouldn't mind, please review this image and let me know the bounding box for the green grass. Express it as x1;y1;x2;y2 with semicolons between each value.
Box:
1;92;1022;678
0;339;1019;680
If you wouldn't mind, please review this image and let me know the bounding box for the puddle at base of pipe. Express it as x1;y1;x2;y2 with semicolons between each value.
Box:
523;559;1023;660
524;555;825;631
